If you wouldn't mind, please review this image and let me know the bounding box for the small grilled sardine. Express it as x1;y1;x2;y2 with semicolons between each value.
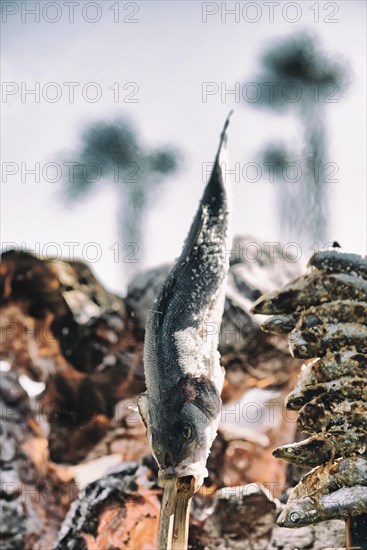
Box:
288;456;367;501
297;398;367;434
326;273;367;301
273;432;367;466
277;485;367;527
261;301;367;336
296;353;366;387
308;250;367;280
252;271;367;315
297;300;367;329
286;376;367;411
289;323;367;359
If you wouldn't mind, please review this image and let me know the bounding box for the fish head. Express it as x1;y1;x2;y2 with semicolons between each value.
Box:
251;289;298;315
272;436;328;465
272;442;312;465
139;375;221;491
277;498;317;528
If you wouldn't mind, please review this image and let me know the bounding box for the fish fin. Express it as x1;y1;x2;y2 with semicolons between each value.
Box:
137;392;149;428
172;375;221;420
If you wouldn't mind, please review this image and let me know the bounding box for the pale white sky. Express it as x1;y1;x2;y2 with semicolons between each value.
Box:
1;1;366;292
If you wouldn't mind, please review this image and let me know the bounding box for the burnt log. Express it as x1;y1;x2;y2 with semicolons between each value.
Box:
53;461;160;550
0;250;145;463
0;371;77;550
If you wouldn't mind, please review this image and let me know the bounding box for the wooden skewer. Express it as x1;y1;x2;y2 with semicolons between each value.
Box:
171;477;195;550
157;479;177;550
157;476;195;550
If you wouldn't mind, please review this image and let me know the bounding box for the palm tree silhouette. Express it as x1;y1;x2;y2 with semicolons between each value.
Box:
62;118;180;279
248;33;349;246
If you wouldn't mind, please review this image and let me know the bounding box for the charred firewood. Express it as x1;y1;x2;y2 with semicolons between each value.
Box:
53;460;161;550
0;371;77;550
0;250;146;464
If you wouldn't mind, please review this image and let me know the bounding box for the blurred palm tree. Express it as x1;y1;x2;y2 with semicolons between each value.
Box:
63;119;180;278
247;33;349;246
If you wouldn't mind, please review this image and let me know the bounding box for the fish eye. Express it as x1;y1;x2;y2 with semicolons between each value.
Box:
290;512;301;524
182;423;193;440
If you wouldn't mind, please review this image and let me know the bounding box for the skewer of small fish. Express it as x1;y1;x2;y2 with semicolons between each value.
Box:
252;249;367;531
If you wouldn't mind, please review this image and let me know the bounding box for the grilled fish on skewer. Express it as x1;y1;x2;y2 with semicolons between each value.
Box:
252;271;367;315
278;485;367;527
309;250;367;280
138;119;231;491
297;398;367;434
252;271;326;315
257;250;367;530
273;432;367;466
289;323;367;358
286;376;367;411
139;119;231;548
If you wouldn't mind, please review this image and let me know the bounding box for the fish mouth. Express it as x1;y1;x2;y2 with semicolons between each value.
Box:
158;463;208;491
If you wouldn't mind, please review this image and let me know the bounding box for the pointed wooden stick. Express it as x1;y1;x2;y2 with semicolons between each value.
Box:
157;476;195;550
171;477;195;550
157;479;177;550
